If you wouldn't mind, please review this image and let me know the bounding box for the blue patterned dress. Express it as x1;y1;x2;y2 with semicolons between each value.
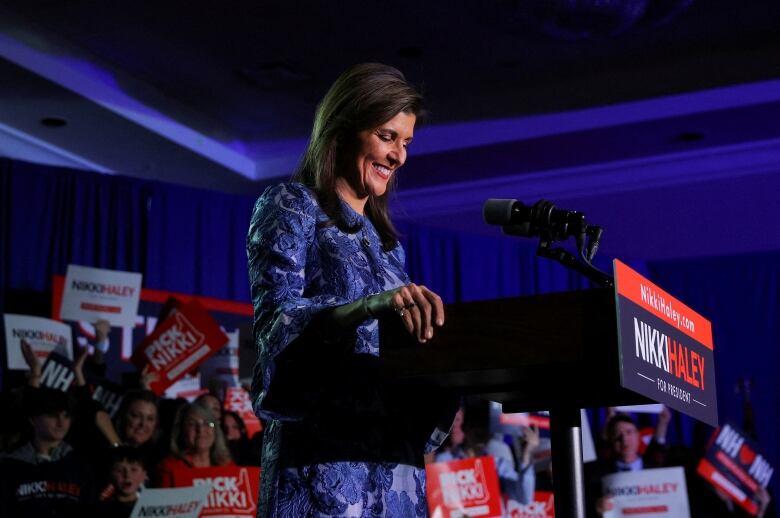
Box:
247;183;456;517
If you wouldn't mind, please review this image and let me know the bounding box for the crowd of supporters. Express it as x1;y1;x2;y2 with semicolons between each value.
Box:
0;325;262;518
0;326;775;517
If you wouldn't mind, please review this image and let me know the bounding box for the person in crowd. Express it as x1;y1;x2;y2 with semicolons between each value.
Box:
605;408;670;472
93;446;148;517
429;407;465;463
222;409;261;466
247;62;457;516
195;392;223;424
0;387;95;517
435;402;537;505
589;407;671;516
155;400;233;487
222;409;246;441
116;390;159;447
114;389;165;470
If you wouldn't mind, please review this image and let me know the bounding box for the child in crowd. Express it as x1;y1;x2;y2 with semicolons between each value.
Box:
94;446;148;517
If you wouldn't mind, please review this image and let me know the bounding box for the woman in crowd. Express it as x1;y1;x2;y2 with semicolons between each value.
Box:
155;400;233;487
114;389;165;472
116;390;159;447
222;410;261;466
195;392;223;424
247;62;457;516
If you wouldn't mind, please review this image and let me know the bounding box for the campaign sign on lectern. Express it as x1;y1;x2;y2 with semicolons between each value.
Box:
614;260;718;426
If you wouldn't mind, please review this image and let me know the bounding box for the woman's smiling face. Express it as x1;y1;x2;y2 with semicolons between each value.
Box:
336;111;415;212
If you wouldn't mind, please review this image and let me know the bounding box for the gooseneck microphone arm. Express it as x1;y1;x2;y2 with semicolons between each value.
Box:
483;199;614;288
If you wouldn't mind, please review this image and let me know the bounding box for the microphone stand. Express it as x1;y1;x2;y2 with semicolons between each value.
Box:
503;222;615;288
493;199;614;517
539;224;613;518
494;199;615;288
536;228;613;518
537;238;614;288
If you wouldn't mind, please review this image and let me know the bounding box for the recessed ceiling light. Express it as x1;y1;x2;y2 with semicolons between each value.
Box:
40;117;67;128
675;131;705;143
398;46;423;59
235;61;311;90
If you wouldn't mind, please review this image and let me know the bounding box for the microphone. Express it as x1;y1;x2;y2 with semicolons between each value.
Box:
483;199;586;239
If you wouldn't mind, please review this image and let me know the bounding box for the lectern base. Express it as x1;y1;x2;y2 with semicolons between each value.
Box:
550;406;587;518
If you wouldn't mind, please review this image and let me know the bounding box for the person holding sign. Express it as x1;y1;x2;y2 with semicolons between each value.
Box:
590;408;671;516
155;400;233;487
247;63;456;516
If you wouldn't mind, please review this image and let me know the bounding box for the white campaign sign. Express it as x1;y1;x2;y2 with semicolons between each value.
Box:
603;467;690;518
164;373;204;401
581;409;597;463
129;485;210;518
614;404;665;414
60;264;142;327
4;314;73;370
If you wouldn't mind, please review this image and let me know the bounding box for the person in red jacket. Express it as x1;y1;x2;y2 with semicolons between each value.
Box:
155;400;233;487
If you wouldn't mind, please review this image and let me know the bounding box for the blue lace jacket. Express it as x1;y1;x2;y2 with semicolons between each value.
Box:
247;183;456;517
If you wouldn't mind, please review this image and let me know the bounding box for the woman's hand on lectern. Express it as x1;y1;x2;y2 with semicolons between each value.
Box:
366;283;445;343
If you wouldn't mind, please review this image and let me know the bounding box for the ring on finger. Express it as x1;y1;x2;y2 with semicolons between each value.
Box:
394;305;406;318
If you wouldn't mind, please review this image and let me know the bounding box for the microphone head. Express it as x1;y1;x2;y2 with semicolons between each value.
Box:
483;199;518;225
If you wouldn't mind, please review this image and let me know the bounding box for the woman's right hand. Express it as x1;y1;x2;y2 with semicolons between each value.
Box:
366;283;445;343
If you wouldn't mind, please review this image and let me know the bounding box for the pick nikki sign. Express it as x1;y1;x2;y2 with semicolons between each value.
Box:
132;300;229;395
224;387;263;438
171;465;261;517
506;491;555;518
426;456;503;518
614;260;718;426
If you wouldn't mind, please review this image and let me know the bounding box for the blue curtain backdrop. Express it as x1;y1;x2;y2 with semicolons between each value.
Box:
1;158;256;300
1;157;778;497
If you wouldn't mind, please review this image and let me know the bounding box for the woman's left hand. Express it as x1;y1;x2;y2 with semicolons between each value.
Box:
368;283;445;343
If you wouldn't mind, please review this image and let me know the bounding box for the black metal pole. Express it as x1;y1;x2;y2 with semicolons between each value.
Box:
549;406;586;518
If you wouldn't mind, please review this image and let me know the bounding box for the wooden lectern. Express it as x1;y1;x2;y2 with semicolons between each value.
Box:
380;288;652;518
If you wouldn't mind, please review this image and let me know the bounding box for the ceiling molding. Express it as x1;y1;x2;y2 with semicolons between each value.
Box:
393;137;780;218
412;79;780;156
0;122;113;172
0;13;257;180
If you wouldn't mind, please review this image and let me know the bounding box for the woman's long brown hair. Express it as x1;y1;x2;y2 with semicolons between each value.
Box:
292;63;424;251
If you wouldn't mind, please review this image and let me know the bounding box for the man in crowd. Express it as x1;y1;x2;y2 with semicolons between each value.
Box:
588;407;670;516
0;386;95;517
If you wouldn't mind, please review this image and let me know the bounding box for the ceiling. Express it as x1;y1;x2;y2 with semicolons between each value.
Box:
3;0;780;261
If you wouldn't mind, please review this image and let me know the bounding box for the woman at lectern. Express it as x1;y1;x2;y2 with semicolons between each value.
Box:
247;63;457;517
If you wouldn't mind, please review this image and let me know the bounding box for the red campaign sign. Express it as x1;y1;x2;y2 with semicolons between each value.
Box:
224;387;263;438
171;465;261;517
506;491;555;518
637;426;655;456
426;456;503;518
132;300;229;395
697;423;774;516
499;412;550;430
